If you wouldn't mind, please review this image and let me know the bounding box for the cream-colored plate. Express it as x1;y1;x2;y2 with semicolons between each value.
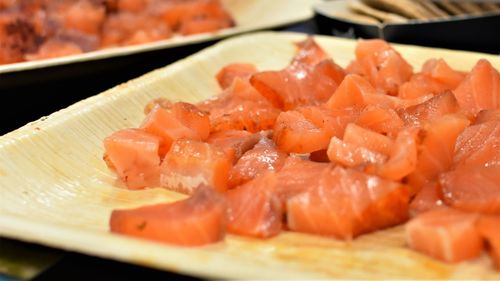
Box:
0;32;499;279
0;0;317;74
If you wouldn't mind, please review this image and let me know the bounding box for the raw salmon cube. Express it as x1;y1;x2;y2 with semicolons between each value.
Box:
250;62;339;110
160;139;231;194
441;165;500;214
291;37;329;66
103;128;161;189
477;216;500;269
474;109;500;125
400;91;461;128
353;39;413;95
453;120;500;169
171;102;210;141
454;59;500;118
398;59;464;100
180;18;231;35
140;104;199;156
406;207;483;263
274;157;331;206
110;186;226;246
407;114;470;193
198;78;280;133
287;166;409;239
325;74;374;111
343;123;394;156
273;110;331;154
228;137;287;188
226;173;283;238
356;105;404;137
327;137;387;168
216;63;258;90
409;182;444;217
206;130;261;163
377;128;418;181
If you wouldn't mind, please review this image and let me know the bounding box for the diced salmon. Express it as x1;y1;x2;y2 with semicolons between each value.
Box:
0;16;25;64
400;91;461;128
116;0;148;12
287;166;409;239
110;186;226;246
198;78;280;133
477;216;500;269
377;128;418;181
275;157;331;205
291;38;345;84
327;137;387;168
179;17;230;35
363;93;434;111
314;59;346;86
228;137;287;188
160;139;231;194
325;74;374;111
453;59;500;118
273;110;331;154
453;121;500;169
399;59;465;99
406;207;483;263
25;39;83;61
474;109;500;125
141;105;199;156
421;58;465;87
159;2;191;30
216;63;258;90
62;1;105;35
250;62;339;110
297;105;357;139
409;182;444;217
407;114;470;193
343;123;394;156
399;74;450;100
159;0;233;32
346;60;363;75
353;39;413;95
170;102;210;141
440;165;500;214
144;98;173;115
206;130;261;163
103;128;161;189
291;37;329;66
226;173;283;238
101;12;171;47
356;105;404;136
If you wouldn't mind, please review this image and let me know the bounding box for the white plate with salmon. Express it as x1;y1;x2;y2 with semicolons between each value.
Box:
0;32;499;279
0;0;316;74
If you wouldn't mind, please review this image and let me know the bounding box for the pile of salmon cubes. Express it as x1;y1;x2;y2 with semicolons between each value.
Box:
104;37;500;269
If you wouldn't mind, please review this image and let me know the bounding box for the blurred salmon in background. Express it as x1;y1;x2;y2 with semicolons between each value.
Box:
0;0;235;64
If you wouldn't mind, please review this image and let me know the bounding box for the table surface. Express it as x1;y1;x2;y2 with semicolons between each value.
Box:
0;20;316;281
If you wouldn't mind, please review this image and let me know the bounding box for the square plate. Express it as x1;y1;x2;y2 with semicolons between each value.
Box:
0;32;499;279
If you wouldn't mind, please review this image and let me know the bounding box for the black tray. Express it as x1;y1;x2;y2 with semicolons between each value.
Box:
314;0;500;54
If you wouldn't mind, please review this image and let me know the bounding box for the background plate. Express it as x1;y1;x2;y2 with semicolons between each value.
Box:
0;32;499;279
0;0;317;136
0;0;316;75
